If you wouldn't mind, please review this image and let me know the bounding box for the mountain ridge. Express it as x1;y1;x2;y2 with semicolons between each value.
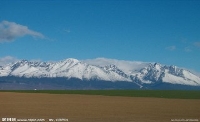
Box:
0;58;200;89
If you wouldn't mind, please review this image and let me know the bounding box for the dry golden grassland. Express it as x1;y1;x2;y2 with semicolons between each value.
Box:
0;92;200;122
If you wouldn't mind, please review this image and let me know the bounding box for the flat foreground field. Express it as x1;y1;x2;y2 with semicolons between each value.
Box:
0;92;200;122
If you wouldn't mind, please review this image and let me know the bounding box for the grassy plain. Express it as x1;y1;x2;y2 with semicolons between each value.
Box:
2;90;200;99
0;90;200;122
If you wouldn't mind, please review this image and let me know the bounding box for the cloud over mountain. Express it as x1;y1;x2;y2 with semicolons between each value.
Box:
0;56;19;66
0;21;44;42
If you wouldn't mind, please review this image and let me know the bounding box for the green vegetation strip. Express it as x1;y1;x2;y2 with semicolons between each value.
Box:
1;90;200;99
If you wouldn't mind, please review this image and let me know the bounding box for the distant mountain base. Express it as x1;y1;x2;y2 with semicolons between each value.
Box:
0;76;200;90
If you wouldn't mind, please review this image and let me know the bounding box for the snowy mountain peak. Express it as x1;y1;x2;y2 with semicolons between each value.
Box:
103;64;118;70
0;58;199;87
153;63;162;70
134;63;200;86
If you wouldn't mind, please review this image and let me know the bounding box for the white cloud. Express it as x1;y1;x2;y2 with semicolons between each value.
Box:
0;20;45;42
82;58;150;74
64;29;71;33
0;56;19;66
165;46;176;51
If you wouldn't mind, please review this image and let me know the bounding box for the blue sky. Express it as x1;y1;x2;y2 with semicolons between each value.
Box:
0;0;200;72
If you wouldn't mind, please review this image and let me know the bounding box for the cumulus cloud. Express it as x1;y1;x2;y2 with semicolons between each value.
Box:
165;46;176;51
0;20;45;42
0;56;19;66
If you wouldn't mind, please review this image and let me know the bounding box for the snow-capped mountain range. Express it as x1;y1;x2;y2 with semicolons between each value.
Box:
0;58;200;88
